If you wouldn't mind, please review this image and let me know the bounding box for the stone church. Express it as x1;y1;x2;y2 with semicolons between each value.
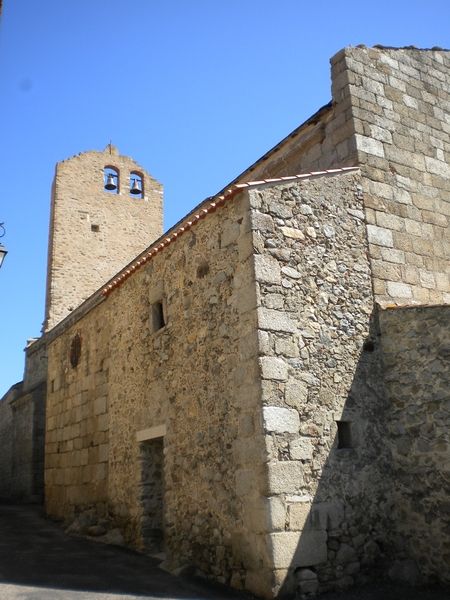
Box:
0;46;449;597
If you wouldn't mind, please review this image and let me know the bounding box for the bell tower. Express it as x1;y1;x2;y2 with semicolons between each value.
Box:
43;144;163;331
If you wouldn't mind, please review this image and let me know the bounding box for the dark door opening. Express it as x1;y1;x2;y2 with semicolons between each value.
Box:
139;437;164;555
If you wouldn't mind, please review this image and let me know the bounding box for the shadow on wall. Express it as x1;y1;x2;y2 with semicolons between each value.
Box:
276;306;450;597
0;380;46;504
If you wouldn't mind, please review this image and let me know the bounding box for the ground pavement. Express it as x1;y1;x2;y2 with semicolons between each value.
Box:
0;505;248;600
0;505;447;600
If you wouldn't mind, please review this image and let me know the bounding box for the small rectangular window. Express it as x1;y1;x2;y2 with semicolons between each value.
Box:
151;301;166;332
337;421;353;449
91;224;100;232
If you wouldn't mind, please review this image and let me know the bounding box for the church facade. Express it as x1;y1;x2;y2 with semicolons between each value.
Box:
1;46;449;597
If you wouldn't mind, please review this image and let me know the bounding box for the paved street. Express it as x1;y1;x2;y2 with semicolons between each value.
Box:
0;505;248;600
0;505;448;600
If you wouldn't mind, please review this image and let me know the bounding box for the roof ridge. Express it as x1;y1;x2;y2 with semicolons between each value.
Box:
102;166;359;296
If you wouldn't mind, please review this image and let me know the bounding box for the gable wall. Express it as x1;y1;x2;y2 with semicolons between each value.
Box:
332;47;450;306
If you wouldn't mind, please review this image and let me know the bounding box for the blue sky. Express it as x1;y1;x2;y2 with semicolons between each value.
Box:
0;0;449;395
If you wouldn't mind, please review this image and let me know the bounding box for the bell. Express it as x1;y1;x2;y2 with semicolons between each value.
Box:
105;174;117;191
130;178;142;195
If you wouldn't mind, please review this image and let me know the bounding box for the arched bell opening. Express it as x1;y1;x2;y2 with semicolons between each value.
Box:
104;166;119;194
130;171;144;199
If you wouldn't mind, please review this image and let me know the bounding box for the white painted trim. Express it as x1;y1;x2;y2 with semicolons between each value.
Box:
136;424;166;442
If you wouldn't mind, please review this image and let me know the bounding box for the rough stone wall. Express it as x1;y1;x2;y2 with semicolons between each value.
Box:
0;326;47;502
251;172;391;596
379;305;450;584
105;190;270;594
0;385;16;499
0;380;46;502
234;47;449;309
39;47;450;597
45;308;110;517
44;145;163;331
23;337;47;391
331;47;450;306
45;189;271;596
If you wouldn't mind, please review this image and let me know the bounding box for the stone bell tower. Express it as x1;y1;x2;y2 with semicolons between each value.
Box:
43;144;163;332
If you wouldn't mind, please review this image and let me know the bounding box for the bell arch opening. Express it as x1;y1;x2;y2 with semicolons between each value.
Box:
104;166;119;194
130;171;144;198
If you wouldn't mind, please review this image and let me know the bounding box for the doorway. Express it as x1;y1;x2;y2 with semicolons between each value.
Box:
138;437;164;555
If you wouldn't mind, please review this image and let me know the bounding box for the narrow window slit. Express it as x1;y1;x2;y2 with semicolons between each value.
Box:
151;301;166;332
337;421;353;449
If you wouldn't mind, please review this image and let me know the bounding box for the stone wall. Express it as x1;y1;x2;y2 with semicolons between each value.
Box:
45;187;271;594
10;382;46;501
234;47;450;309
0;323;47;502
331;47;450;307
0;384;16;500
39;46;450;598
45;306;110;517
0;380;46;502
23;337;47;391
379;305;450;584
45;168;401;598
251;171;391;596
44;145;163;331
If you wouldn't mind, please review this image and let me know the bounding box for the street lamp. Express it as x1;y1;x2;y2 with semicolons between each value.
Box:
0;223;8;269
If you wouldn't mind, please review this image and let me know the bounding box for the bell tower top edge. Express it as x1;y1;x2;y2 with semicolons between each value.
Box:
105;142;119;155
43;146;163;332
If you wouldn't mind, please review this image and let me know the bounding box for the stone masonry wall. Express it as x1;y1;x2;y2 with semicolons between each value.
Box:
44;145;163;331
105;190;270;595
379;305;450;584
45;189;272;597
251;172;391;596
45;310;110;517
0;380;46;502
0;385;16;499
235;47;449;309
23;337;47;391
10;382;46;501
0;309;47;502
332;47;450;307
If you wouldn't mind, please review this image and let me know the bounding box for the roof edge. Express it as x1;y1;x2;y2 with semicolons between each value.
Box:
41;166;359;341
102;166;359;295
219;102;333;193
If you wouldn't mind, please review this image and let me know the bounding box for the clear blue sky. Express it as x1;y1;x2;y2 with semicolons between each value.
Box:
0;0;449;396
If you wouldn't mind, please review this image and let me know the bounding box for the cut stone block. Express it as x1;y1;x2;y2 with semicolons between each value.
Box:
258;308;296;332
268;530;327;568
254;254;282;285
355;134;385;157
260;357;288;381
367;225;394;247
263;406;300;434
386;281;412;298
267;461;304;494
288;501;311;530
